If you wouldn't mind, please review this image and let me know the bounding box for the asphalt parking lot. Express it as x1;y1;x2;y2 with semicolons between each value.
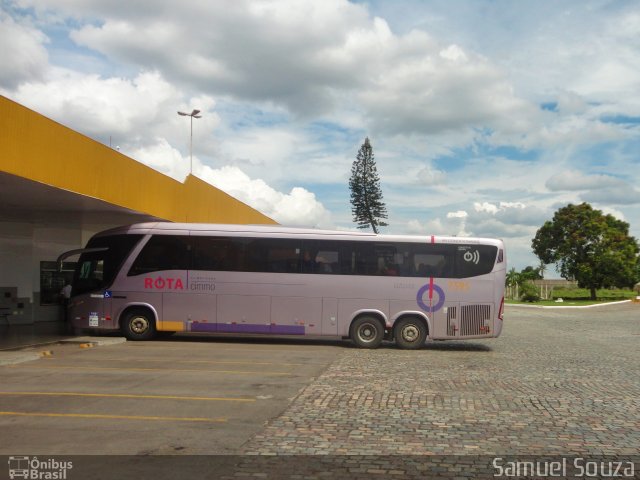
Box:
0;336;340;455
0;303;638;478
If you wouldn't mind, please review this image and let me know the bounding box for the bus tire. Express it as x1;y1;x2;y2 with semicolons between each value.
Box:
121;308;157;341
394;317;427;350
350;316;384;349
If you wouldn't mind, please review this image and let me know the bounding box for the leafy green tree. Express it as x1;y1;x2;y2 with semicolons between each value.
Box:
532;202;639;300
505;267;520;288
506;266;541;288
349;137;388;234
520;265;543;282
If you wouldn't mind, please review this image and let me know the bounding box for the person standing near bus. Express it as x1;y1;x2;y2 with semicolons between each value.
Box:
60;283;72;331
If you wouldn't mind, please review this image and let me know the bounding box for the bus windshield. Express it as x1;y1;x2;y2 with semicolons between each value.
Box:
73;234;143;296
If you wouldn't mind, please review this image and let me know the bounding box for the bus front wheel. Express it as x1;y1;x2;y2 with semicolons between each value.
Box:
121;309;157;341
394;317;427;350
350;316;384;349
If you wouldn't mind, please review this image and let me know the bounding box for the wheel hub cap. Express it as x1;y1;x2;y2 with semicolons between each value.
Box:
402;325;419;342
131;317;148;334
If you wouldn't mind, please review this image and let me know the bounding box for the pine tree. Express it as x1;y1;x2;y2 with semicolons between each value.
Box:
349;137;388;234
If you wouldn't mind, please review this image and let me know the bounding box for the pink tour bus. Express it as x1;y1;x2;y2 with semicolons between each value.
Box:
60;223;506;349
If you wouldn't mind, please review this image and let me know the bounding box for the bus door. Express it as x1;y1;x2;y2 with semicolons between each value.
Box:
64;234;144;330
88;289;113;329
77;257;113;329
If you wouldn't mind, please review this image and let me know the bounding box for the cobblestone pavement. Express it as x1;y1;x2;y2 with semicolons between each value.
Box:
242;303;640;458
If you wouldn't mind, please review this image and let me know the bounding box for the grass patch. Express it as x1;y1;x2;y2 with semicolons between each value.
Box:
505;299;627;306
551;288;636;301
506;287;636;306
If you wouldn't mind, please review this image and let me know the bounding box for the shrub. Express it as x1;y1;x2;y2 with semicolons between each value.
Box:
520;281;541;302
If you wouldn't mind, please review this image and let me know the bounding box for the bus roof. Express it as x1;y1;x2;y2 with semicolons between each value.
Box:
91;222;504;247
96;222;503;247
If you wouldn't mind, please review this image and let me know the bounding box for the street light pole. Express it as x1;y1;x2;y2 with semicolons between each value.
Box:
177;109;202;175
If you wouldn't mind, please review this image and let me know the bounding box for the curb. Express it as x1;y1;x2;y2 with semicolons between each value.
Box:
0;352;42;366
0;336;126;366
506;300;632;309
60;336;127;347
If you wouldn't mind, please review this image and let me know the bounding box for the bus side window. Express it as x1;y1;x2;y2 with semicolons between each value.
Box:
302;240;341;275
352;243;375;275
412;245;452;278
129;235;190;276
191;237;241;271
373;244;399;276
315;250;338;274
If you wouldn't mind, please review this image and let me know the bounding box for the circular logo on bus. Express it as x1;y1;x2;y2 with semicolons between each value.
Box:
416;283;445;313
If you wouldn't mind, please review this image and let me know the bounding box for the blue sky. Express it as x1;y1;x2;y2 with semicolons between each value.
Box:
1;0;639;273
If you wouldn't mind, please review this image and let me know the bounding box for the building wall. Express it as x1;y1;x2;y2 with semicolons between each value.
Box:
0;221;80;324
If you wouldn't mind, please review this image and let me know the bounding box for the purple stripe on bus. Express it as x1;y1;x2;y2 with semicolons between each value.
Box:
217;324;271;334
271;325;305;335
189;323;305;335
189;322;217;332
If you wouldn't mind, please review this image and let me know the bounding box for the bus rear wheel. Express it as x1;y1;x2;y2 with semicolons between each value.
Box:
121;309;157;341
350;316;384;349
394;317;427;350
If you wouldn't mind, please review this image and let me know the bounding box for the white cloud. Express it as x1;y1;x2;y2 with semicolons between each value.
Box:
62;0;372;116
407;209;470;237
474;202;500;215
556;91;588;115
221;129;299;168
10;0;633;164
416;165;446;186
199;165;332;228
470;218;536;239
446;210;468;219
583;186;640;206
130;138;190;181
499;202;526;210
546;170;640;205
464;200;549;239
0;13;49;88
126;134;335;227
405;217;454;236
15;0;545;139
357;32;540;136
547;170;625;191
473;202;527;216
406;219;427;234
8;69;187;139
405;203;541;269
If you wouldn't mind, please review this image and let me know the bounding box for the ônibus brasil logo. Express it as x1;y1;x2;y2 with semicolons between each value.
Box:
8;456;73;479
